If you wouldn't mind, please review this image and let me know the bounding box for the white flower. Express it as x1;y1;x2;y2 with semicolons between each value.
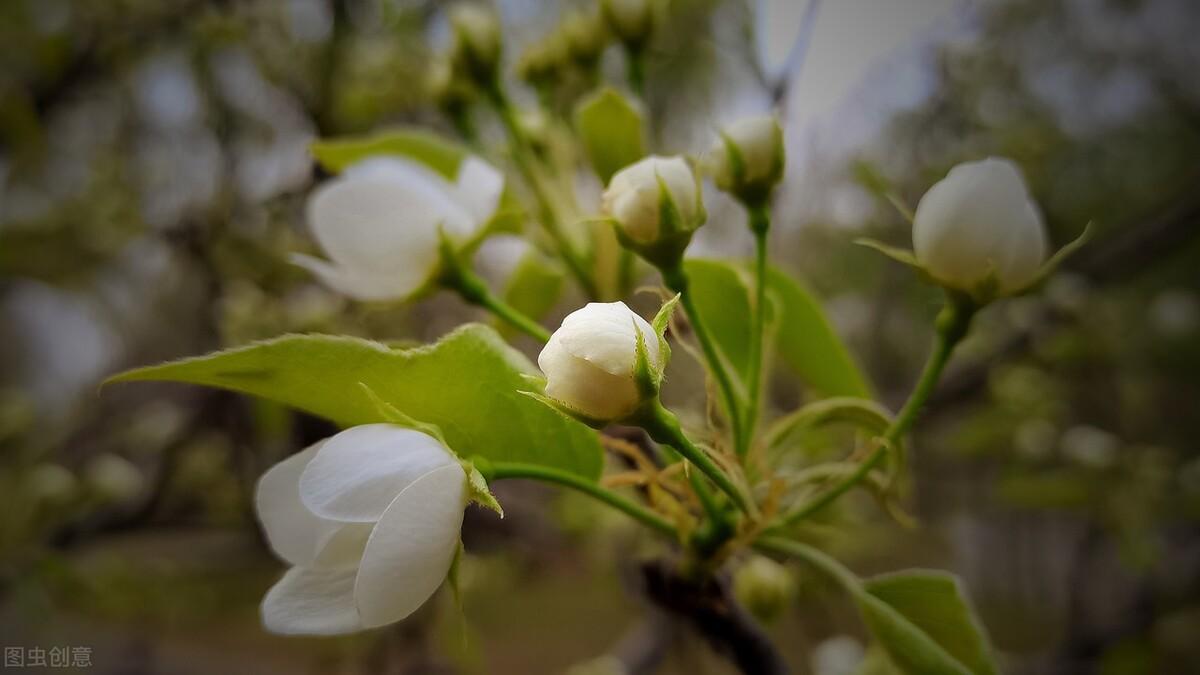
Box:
256;424;468;635
912;157;1047;294
708;115;784;202
538;302;661;421
602;156;700;246
294;155;504;302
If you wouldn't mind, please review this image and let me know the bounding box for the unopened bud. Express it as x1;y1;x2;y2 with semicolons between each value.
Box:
708;115;785;207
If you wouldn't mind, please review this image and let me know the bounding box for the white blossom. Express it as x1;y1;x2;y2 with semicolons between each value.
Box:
294;156;503;301
912;157;1047;294
602;156;700;246
256;424;468;635
538;302;661;421
708;115;784;201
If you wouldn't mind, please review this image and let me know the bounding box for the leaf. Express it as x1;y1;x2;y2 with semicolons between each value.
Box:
311;127;466;177
107;325;603;479
497;252;564;339
684;259;872;398
574;88;646;184
311;127;524;234
860;571;998;675
767;266;873;398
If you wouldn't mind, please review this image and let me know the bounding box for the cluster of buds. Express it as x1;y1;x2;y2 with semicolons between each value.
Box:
448;4;503;89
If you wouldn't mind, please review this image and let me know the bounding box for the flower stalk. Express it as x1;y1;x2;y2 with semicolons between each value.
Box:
770;293;976;529
484;83;599;298
437;238;551;343
660;263;746;451
741;203;771;456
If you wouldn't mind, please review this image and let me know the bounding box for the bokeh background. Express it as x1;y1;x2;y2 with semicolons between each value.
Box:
2;0;1199;673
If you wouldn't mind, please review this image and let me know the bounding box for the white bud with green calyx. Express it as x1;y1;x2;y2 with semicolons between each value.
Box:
708;114;785;208
602;155;706;270
857;156;1093;306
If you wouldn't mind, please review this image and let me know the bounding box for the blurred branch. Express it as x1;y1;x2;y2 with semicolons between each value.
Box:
640;559;789;675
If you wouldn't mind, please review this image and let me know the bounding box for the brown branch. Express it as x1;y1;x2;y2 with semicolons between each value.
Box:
640;559;790;675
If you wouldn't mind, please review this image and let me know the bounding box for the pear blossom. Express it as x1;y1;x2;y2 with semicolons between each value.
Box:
602;156;700;246
293;155;503;302
912;157;1047;294
538;302;661;422
256;424;469;635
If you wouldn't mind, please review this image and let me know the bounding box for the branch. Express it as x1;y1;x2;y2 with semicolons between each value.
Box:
639;559;789;675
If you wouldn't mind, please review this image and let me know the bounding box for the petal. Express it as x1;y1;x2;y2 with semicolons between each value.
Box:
299;424;457;523
256;443;338;566
305;163;473;280
261;566;361;635
453;156;504;228
557;302;660;376
290;253;419;302
354;463;467;629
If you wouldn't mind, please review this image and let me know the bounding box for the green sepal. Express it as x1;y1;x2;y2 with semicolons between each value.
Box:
854;238;921;269
650;293;680;371
517;390;610;430
465;461;503;516
632;320;659;399
357;382;450;446
1013;221;1093;296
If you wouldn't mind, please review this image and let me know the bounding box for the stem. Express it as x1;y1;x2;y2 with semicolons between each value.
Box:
640;402;757;519
771;297;975;528
485;84;598;299
626;47;646;98
660;264;746;449
753;536;860;593
489;461;675;538
440;245;552;343
741;205;771;456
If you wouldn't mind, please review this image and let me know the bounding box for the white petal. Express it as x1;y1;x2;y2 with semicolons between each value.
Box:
256;442;374;568
354;463;467;628
557;302;660;376
290;253;418;302
453;156;504;228
299;424;457;523
261;566;361;635
305;163;474;286
256;443;337;566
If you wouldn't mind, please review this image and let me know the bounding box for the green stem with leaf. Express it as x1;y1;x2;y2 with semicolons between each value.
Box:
660;263;747;451
771;294;975;529
741;204;771;456
439;240;551;343
484;83;598;299
638;401;757;519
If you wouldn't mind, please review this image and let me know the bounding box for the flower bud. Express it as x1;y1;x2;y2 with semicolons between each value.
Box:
912;157;1047;296
708;115;785;206
538;302;662;422
562;10;609;68
450;4;502;86
600;0;655;50
733;555;796;622
602;156;703;265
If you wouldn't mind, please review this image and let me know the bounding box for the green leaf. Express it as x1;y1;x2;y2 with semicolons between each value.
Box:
497;252;564;339
574;87;646;184
311;127;466;177
310;127;523;234
767;266;873;398
860;571;998;675
107;324;602;479
684;259;872;398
